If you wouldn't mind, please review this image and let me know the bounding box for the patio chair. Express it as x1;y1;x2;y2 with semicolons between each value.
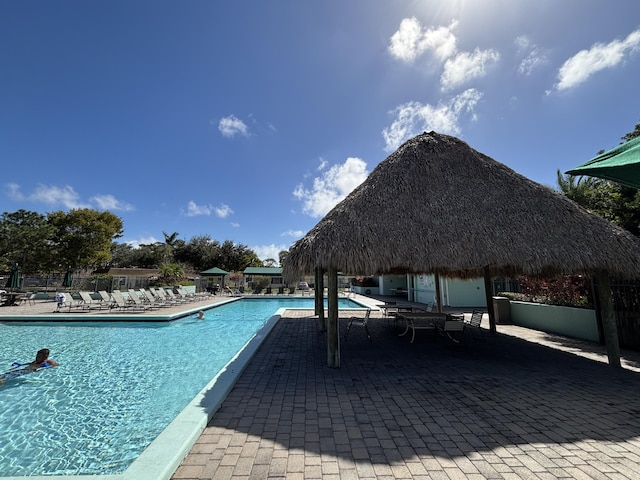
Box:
437;314;465;343
344;309;372;342
465;309;485;340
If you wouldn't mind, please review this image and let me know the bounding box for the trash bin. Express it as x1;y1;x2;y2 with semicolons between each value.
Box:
492;296;511;324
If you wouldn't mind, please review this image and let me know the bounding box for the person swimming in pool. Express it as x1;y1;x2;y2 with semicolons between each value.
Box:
0;348;59;384
196;310;205;319
29;349;59;370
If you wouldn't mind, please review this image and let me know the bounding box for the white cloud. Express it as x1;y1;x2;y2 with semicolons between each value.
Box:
515;35;546;76
6;183;134;211
90;194;135;211
281;229;304;238
5;183;89;209
215;204;234;218
388;17;458;62
231;222;240;228
218;115;249;138
317;158;328;170
553;28;640;92
185;201;213;216
382;88;483;152
293;157;369;218
252;244;289;263
125;236;160;249
441;48;500;90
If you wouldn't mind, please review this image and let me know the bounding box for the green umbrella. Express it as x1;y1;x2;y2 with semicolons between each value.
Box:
5;263;21;290
62;266;73;288
566;136;640;189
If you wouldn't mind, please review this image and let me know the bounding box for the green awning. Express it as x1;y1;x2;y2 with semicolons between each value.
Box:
566;136;640;189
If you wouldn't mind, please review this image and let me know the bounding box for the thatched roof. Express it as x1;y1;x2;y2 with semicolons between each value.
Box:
284;132;640;280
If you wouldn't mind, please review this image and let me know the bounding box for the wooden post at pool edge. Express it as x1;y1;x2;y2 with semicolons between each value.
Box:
315;267;326;331
327;266;340;368
483;265;497;334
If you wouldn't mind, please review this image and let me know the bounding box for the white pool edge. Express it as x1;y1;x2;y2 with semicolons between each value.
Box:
0;312;283;480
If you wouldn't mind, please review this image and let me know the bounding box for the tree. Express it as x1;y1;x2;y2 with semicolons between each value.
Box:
47;209;123;269
0;209;56;273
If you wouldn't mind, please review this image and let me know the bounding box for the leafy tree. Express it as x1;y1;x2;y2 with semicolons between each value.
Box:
0;209;56;273
263;258;277;267
47;209;123;269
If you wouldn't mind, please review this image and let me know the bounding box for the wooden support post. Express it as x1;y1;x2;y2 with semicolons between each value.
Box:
483;266;497;334
434;271;442;312
595;271;622;368
315;267;325;331
327;266;340;368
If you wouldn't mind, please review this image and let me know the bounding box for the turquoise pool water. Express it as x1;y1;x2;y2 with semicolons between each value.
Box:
0;297;364;477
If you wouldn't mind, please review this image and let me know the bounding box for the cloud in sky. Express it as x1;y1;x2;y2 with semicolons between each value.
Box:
515;35;546;76
388;17;458;62
553;28;640;92
5;183;134;211
125;236;160;249
281;229;304;238
218;114;249;138
214;204;233;218
91;194;135;211
293;157;369;218
382;88;483;152
185;201;234;218
440;48;500;91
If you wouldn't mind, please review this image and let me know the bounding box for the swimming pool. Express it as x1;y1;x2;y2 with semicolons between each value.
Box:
0;297;366;478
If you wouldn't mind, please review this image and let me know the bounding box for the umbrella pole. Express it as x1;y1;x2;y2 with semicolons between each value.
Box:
315;267;325;331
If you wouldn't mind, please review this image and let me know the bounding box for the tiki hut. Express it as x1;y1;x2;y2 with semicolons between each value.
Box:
284;131;640;368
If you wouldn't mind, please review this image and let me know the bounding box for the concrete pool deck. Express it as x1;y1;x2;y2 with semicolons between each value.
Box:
172;306;640;480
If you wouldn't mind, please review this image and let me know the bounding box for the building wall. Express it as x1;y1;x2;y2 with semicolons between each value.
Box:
444;278;487;307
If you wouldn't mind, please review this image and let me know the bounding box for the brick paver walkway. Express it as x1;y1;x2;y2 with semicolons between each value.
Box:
173;312;640;479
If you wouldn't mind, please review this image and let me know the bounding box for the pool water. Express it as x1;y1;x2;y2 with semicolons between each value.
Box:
0;297;364;477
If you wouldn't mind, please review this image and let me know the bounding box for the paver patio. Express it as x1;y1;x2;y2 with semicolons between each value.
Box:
173;311;640;479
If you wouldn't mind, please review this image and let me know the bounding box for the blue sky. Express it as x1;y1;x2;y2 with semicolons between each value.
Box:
2;1;640;263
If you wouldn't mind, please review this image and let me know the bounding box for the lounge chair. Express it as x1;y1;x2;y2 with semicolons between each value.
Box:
140;288;171;308
465;309;485;340
78;291;110;310
151;288;182;305
97;291;117;309
164;289;189;304
344;309;372;342
110;290;147;312
57;293;85;312
128;289;158;310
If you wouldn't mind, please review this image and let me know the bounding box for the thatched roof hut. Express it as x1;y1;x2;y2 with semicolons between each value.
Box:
284;132;640;368
285;132;640;279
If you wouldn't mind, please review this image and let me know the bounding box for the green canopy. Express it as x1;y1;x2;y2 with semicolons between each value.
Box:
5;263;21;290
200;267;230;276
566;136;640;189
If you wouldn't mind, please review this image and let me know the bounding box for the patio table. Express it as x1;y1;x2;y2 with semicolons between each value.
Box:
397;311;448;343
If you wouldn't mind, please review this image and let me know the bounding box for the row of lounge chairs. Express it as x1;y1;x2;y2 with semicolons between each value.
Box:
56;287;211;313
